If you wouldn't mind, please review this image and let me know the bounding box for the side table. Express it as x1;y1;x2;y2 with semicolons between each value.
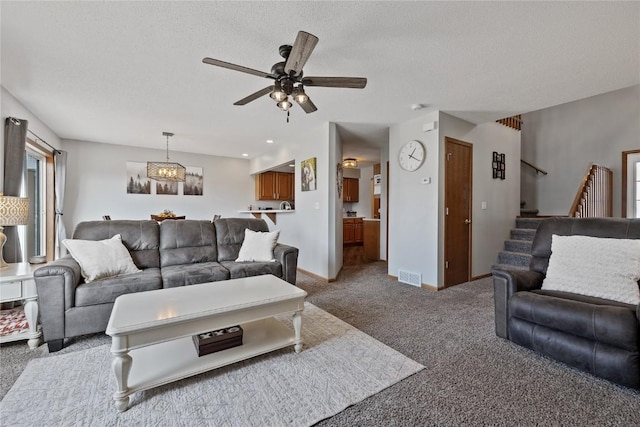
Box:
0;262;42;349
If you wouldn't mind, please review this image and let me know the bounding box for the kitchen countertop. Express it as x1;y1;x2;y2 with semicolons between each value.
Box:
238;210;295;214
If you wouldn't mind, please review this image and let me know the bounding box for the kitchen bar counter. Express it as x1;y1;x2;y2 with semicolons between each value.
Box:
363;219;380;260
237;209;294;224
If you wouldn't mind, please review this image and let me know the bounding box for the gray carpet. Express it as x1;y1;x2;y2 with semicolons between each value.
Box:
0;303;422;426
2;263;640;425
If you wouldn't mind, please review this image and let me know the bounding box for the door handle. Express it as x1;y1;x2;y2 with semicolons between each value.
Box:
464;219;472;224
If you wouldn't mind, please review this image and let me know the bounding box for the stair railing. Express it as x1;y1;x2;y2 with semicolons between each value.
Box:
568;164;613;217
521;159;548;175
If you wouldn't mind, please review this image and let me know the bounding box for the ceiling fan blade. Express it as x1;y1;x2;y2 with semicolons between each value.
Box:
302;76;367;89
284;31;319;75
202;57;272;79
295;96;317;114
233;86;274;105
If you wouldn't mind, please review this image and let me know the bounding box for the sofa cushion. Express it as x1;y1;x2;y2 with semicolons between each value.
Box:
220;261;282;280
160;220;218;267
75;268;162;307
541;234;640;304
63;234;141;283
73;220;160;269
215;218;269;261
161;262;230;288
509;291;639;352
236;229;280;262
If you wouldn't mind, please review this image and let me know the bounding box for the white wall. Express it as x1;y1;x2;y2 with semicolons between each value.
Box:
379;137;389;261
439;113;521;278
521;85;640;217
250;123;333;279
389;111;441;287
1;86;62;188
328;122;342;279
389;111;520;288
350;165;373;219
62;139;253;236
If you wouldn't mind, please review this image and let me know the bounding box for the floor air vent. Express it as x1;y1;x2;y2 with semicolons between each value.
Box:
398;270;421;287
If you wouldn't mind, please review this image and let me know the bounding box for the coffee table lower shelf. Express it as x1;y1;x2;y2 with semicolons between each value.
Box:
124;317;294;397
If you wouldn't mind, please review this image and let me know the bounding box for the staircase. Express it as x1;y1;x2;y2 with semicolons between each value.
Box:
492;217;544;271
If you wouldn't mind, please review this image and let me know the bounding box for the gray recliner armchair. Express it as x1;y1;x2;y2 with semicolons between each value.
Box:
493;217;640;389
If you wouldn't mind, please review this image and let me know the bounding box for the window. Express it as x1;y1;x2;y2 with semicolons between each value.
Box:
635;161;640;218
19;142;51;260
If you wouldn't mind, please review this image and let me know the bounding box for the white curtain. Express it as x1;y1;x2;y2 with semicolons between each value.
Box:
54;150;68;258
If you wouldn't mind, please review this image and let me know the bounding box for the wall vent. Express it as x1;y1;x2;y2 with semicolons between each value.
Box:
398;270;421;287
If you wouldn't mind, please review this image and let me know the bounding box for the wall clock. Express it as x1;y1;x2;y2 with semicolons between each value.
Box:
398;140;425;172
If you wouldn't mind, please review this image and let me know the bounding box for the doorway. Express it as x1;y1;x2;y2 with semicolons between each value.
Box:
444;137;473;287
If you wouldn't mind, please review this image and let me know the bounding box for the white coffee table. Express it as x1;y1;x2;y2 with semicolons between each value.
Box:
105;274;307;412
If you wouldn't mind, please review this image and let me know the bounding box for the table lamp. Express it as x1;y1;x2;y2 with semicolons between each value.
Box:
0;194;29;268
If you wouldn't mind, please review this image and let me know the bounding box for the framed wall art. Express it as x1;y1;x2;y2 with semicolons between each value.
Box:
301;157;317;191
492;152;505;180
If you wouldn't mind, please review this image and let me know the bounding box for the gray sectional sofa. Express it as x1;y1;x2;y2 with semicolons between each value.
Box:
34;218;298;352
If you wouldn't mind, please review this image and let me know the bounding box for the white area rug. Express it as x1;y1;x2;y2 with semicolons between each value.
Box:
1;303;423;426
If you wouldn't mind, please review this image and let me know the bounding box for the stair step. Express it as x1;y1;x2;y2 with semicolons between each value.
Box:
519;209;539;217
498;251;532;267
515;217;544;230
510;228;536;241
504;239;532;253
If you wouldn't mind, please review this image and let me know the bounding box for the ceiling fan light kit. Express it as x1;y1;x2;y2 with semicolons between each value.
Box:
147;132;186;182
202;30;367;121
277;99;293;111
270;81;287;102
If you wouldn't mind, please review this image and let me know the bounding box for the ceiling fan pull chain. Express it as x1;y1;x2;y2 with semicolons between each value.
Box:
287;110;290;123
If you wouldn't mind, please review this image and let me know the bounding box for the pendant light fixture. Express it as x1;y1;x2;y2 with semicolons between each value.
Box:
147;132;186;182
343;158;358;168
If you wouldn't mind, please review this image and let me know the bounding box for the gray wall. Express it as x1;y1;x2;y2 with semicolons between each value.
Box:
62;139;254;233
388;111;520;287
521;85;640;216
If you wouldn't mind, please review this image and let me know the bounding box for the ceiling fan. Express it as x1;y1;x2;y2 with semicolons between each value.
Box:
202;31;367;119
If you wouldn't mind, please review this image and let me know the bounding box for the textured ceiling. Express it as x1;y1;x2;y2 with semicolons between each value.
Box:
2;1;638;164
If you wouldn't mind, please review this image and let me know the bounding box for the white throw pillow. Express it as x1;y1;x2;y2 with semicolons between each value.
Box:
541;234;640;305
63;234;141;283
235;229;280;262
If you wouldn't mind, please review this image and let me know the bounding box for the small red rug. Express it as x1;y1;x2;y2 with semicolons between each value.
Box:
0;307;30;337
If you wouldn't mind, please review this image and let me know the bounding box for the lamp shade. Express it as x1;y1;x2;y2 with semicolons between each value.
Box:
0;196;29;226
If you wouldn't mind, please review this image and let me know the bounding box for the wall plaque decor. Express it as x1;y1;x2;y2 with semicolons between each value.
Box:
301;157;317;191
492;152;505;180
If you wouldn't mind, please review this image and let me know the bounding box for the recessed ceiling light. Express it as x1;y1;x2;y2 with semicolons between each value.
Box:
242;153;249;157
266;139;274;144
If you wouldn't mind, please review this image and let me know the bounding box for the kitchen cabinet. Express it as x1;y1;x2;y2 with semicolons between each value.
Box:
363;220;380;260
343;178;359;202
343;217;363;245
255;171;294;201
